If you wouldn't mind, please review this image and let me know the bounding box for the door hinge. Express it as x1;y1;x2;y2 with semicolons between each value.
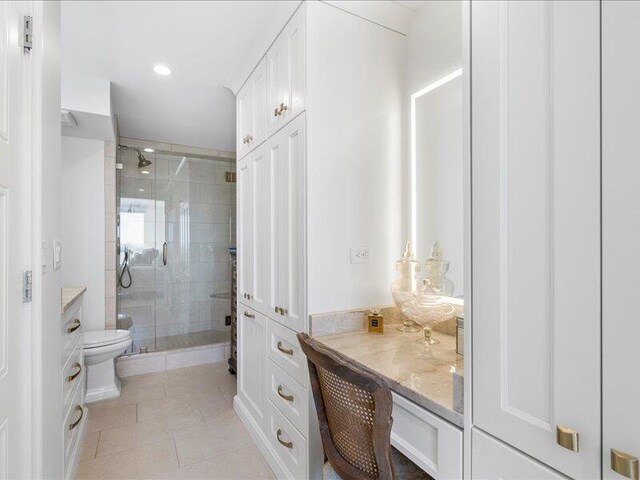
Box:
22;15;33;52
23;270;32;303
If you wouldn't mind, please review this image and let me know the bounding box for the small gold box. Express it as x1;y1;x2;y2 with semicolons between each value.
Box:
367;309;384;334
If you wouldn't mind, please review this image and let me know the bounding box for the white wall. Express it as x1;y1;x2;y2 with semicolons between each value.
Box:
61;136;106;332
38;2;63;478
405;1;463;294
306;2;405;314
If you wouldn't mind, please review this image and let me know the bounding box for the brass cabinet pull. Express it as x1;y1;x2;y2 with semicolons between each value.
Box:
247;135;253;142
67;319;81;334
274;107;280;117
67;362;82;383
69;405;84;430
282;308;288;316
279;102;288;114
243;311;255;319
277;385;294;402
612;449;639;479
556;425;579;452
276;429;293;449
277;341;294;356
162;241;168;266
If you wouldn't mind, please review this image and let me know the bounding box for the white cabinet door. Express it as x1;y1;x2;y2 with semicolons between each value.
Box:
237;157;253;306
602;3;640;478
236;82;253;160
471;2;600;478
472;429;568;480
250;58;267;149
266;5;305;137
250;145;273;316
272;115;306;332
238;307;266;430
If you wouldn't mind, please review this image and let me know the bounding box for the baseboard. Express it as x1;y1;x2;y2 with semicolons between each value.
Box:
116;342;230;377
234;395;292;480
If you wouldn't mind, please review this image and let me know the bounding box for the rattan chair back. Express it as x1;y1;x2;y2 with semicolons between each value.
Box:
297;333;395;480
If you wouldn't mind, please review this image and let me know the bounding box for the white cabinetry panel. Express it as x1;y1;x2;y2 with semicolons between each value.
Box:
472;429;568;480
238;307;267;429
602;2;640;478
237;157;253;305
236;59;267;160
471;1;600;478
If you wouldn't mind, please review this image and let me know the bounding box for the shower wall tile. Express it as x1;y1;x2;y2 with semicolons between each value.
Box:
105;270;116;298
105;141;117;330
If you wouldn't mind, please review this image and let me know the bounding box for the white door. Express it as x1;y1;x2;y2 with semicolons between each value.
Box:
237;157;253;305
237;307;266;430
602;3;640;478
0;2;33;478
471;2;600;478
275;115;305;333
249;145;272;316
236;83;252;160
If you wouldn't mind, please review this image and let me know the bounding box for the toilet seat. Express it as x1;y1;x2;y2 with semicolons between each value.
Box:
84;329;132;348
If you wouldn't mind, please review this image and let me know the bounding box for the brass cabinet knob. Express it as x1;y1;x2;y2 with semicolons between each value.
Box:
556;425;579;452
247;135;253;142
279;102;288;114
243;311;255;319
612;449;639;479
274;107;280;117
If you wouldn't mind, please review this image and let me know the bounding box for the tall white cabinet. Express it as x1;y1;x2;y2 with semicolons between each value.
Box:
602;2;640;479
235;3;404;479
471;1;640;479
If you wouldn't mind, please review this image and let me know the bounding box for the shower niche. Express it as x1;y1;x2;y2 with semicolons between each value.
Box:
116;142;236;354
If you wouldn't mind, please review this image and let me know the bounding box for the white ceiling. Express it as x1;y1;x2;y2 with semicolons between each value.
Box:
61;1;298;151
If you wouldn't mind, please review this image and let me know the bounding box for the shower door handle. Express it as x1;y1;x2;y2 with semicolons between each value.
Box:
162;242;167;266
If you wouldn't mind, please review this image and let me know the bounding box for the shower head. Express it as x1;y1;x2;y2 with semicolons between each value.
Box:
134;147;152;168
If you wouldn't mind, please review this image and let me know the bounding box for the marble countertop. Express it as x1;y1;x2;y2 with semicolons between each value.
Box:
315;327;464;428
62;287;86;313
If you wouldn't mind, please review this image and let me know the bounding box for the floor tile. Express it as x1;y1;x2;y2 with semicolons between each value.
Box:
78;431;100;463
76;439;179;480
97;413;206;457
158;445;274;480
86;404;137;434
174;413;253;466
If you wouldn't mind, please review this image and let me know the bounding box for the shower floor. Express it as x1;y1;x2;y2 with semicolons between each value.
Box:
131;329;230;354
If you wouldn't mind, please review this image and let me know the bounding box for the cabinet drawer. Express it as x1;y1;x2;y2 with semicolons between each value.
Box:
390;392;462;480
62;301;83;364
267;320;306;386
267;360;308;436
63;375;86;469
62;338;84;412
266;400;307;480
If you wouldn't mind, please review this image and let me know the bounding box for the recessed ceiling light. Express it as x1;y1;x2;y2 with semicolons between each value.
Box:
143;147;154;153
141;170;150;175
139;188;145;192
153;64;172;76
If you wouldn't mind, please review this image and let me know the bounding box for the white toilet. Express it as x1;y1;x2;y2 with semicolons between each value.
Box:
83;329;133;403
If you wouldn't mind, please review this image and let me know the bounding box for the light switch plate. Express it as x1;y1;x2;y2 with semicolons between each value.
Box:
350;246;371;264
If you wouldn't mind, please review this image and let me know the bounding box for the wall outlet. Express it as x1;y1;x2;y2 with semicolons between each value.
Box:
350;246;372;264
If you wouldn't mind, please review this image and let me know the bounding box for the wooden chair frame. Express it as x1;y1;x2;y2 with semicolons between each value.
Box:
297;333;395;480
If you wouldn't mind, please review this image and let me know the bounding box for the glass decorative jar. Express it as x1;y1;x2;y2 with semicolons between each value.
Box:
401;280;455;345
391;241;422;332
424;241;454;297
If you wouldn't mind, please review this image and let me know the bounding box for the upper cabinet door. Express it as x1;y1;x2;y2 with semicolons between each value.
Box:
471;2;600;479
267;5;306;137
602;3;640;478
251;59;267;149
236;83;253;160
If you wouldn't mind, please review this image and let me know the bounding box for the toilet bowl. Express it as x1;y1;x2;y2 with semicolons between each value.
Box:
83;329;132;404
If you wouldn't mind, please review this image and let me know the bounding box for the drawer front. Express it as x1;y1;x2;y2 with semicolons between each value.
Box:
267;320;306;386
267;400;307;480
63;374;86;468
62;338;84;412
62;301;83;363
267;360;308;436
390;392;462;480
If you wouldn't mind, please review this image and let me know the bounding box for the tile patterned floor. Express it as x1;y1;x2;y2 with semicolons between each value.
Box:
76;363;274;480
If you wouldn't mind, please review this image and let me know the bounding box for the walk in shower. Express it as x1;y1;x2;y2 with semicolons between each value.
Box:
116;143;236;354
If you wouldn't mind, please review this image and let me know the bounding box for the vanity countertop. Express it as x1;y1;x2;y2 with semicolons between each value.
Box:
315;327;464;428
62;287;87;313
